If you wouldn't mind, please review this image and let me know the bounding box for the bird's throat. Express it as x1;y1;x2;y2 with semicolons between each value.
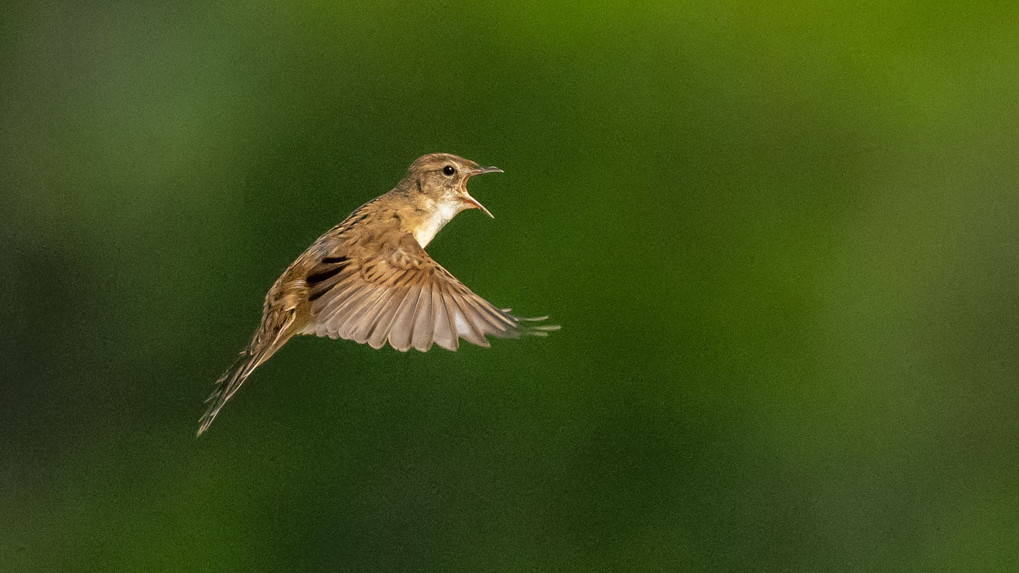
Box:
412;199;461;249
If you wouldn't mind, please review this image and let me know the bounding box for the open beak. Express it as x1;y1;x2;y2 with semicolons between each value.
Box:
463;193;494;218
470;166;503;176
464;165;502;218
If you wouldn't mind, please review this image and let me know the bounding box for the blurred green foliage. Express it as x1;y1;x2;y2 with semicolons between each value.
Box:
3;1;1018;571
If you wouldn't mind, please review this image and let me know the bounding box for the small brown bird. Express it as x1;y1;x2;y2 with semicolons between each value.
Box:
198;153;558;435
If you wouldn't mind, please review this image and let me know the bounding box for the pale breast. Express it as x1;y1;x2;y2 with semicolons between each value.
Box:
412;200;461;248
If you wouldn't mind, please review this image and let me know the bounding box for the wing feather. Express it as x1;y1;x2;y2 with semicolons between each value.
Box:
430;288;456;350
460;292;514;335
323;285;375;333
387;285;421;351
303;234;557;351
444;288;489;347
367;286;413;349
411;287;434;352
348;286;395;344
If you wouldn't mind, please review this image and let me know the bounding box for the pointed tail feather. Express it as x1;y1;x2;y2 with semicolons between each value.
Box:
198;304;300;436
197;346;275;436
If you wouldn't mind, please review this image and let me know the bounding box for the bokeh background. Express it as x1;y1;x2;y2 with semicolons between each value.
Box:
3;1;1018;570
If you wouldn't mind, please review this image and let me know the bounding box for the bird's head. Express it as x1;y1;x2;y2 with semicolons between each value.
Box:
403;153;502;219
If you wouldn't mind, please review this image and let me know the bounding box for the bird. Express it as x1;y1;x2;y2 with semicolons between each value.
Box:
197;153;558;435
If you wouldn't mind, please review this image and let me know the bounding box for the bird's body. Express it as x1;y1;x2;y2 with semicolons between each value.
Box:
198;153;557;435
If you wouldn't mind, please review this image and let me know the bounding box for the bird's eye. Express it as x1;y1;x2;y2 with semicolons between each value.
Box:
442;165;456;176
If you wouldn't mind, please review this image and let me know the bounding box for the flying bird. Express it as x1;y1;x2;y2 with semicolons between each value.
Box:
198;153;558;435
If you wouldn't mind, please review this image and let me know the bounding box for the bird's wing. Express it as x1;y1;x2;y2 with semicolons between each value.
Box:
301;235;557;351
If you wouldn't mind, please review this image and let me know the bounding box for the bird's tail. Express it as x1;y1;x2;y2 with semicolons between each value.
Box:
198;301;300;436
197;344;277;436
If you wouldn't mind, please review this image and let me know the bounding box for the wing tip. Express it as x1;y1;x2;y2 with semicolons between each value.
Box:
515;314;560;336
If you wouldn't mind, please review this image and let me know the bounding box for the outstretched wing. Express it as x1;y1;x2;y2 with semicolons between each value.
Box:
300;235;557;351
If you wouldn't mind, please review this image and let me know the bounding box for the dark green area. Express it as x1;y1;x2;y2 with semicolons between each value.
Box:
3;2;1018;570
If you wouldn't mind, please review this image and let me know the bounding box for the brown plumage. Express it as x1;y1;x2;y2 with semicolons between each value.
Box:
198;153;558;435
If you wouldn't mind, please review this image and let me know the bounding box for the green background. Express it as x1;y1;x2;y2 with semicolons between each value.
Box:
4;1;1018;570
